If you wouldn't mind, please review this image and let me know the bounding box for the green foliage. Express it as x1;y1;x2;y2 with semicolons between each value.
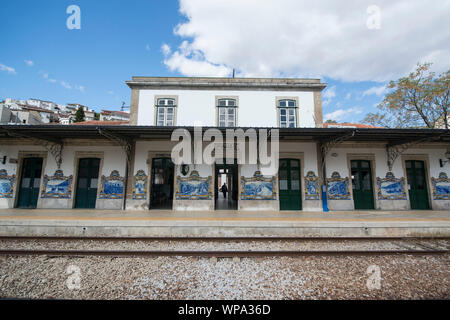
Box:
74;106;86;123
363;63;449;129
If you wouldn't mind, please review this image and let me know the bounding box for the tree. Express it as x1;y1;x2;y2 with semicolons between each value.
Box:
363;63;449;129
325;119;338;124
94;112;100;120
74;106;85;123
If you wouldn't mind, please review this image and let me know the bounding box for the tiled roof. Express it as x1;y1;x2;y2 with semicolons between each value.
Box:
323;123;383;128
101;110;130;116
71;120;129;125
19;105;55;114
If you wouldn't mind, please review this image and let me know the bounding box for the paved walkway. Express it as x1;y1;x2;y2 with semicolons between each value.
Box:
0;209;449;237
0;208;449;221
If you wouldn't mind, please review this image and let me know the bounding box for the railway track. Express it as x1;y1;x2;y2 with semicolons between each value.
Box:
0;249;448;257
0;236;448;257
0;235;448;241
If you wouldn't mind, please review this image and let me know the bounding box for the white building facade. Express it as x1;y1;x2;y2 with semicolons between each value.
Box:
0;77;449;212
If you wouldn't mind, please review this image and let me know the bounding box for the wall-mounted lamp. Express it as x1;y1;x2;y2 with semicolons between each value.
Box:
439;150;450;167
1;156;6;165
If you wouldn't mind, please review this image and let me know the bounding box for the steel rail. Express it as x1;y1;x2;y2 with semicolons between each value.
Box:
0;236;448;241
0;249;447;257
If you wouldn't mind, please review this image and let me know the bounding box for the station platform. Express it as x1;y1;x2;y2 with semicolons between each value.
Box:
0;209;449;238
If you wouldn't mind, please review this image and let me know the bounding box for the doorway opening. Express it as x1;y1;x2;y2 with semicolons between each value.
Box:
405;160;430;210
215;160;238;210
351;160;375;210
150;157;174;209
16;157;43;209
279;158;302;210
74;158;100;209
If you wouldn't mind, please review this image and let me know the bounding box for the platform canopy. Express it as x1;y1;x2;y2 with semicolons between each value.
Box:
0;124;449;145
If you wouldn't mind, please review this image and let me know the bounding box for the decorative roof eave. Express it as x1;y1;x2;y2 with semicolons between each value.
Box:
126;77;327;91
0;125;449;145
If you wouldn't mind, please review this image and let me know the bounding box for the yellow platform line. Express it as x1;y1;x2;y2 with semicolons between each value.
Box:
0;216;449;222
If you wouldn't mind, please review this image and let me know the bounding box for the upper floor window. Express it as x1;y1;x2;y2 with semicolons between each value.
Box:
277;99;297;128
156;98;176;126
217;98;237;127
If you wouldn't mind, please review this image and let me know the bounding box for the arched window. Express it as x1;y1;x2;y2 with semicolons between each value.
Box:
277;99;297;128
217;98;237;127
156;98;176;126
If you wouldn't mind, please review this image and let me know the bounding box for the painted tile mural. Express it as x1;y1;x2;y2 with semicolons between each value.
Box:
132;170;148;200
99;170;124;199
376;172;407;200
240;171;276;200
41;170;73;199
176;170;212;200
326;172;350;200
304;171;320;200
0;169;15;198
431;172;450;200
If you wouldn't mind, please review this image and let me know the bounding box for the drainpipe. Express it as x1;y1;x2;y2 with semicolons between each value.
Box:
319;142;329;212
122;141;134;211
123;156;129;210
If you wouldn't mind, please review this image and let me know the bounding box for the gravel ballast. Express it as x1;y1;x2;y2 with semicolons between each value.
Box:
0;254;448;299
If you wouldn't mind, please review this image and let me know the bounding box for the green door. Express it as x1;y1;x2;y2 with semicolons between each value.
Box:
17;157;43;208
75;158;100;209
279;159;302;210
406;160;430;210
150;158;174;209
351;160;375;210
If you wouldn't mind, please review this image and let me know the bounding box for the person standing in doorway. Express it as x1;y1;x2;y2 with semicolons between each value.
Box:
221;182;228;199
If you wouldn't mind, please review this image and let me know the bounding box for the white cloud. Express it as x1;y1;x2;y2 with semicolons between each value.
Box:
74;85;85;93
0;63;16;74
161;43;171;56
323;86;336;99
24;60;34;66
61;81;72;89
41;72;57;83
323;85;336;105
165;0;450;80
107;90;114;95
146;44;151;51
362;85;387;97
164;42;231;77
345;93;352;100
324;107;362;121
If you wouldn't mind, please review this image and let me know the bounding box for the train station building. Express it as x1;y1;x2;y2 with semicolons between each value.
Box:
0;77;449;213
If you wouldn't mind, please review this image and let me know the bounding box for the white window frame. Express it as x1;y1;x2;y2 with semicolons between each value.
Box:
277;99;297;128
217;98;237;127
155;98;176;126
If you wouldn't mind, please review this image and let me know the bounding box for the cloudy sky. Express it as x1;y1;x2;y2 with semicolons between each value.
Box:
1;0;449;122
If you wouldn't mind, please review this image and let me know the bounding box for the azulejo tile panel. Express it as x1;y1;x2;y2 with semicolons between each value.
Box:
240;171;276;200
41;170;73;199
304;171;320;200
326;172;350;200
176;170;212;200
376;172;407;200
0;169;15;198
132;170;148;200
99;170;124;199
431;172;450;200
